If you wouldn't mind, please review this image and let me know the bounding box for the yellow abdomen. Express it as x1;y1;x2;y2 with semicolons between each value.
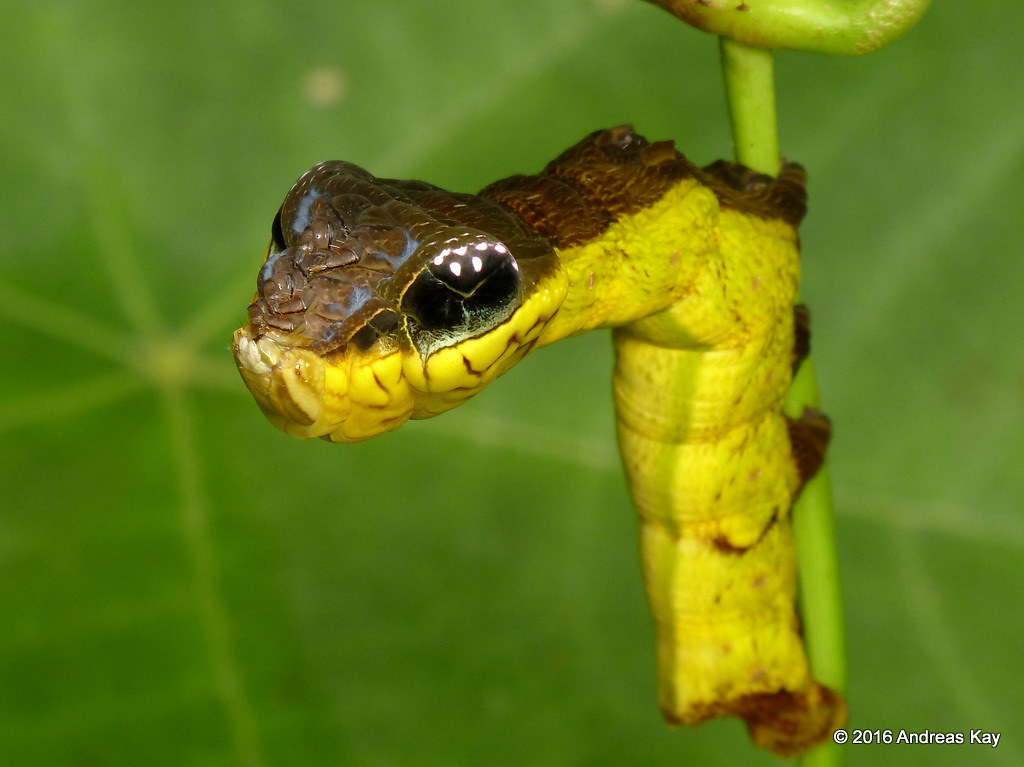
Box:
612;205;843;755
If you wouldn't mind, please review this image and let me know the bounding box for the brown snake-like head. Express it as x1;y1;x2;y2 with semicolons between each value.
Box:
233;160;566;442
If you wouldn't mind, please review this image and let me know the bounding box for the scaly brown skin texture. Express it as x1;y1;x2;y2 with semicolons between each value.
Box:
234;126;846;755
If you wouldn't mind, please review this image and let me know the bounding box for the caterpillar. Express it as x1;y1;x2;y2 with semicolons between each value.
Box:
233;125;846;755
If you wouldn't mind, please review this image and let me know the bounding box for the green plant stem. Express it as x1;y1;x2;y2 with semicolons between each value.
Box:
719;38;779;175
648;0;933;56
720;35;847;767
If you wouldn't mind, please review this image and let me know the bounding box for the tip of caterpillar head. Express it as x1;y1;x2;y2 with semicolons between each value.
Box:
233;327;328;437
233;326;417;443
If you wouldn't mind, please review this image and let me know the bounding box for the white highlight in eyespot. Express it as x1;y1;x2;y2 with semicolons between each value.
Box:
449;261;462;277
471;256;483;272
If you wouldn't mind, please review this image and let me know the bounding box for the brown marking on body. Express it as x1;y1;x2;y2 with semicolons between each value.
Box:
734;684;848;757
518;313;547;342
480;126;700;248
482;127;808;247
461;353;483;377
370;371;389;395
792;303;811;374
703;159;808;227
786;408;832;487
711;505;781;554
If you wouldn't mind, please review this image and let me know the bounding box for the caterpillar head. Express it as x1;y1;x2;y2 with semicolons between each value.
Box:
233;161;565;442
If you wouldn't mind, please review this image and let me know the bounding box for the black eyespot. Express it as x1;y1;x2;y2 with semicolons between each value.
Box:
271;207;286;250
401;241;520;333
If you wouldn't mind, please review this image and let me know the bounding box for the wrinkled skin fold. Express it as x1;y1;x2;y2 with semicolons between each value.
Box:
233;125;846;755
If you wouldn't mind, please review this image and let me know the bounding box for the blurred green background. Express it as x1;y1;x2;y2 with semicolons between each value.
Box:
2;1;1021;765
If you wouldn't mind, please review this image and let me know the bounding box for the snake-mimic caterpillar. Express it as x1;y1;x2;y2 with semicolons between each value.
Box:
233;126;846;755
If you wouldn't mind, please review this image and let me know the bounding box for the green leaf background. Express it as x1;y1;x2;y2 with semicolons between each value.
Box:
2;1;1020;765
